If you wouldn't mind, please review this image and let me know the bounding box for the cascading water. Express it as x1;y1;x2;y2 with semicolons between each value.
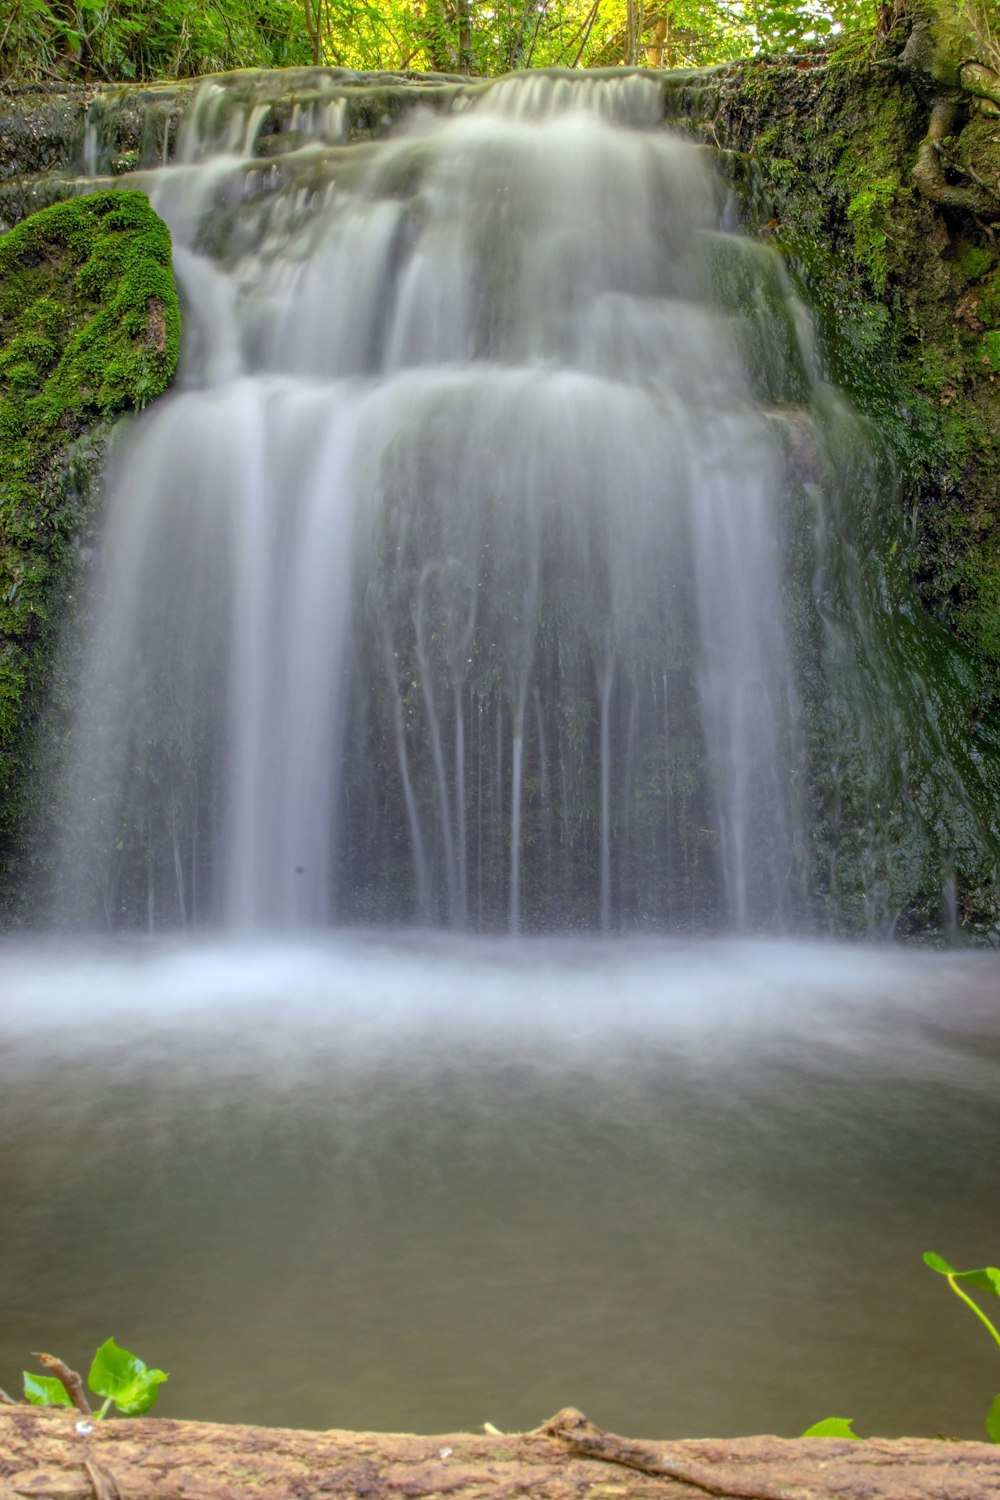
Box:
60;75;782;931
54;69;997;934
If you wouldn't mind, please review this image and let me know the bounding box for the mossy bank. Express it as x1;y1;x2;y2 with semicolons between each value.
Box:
652;3;1000;934
0;190;179;915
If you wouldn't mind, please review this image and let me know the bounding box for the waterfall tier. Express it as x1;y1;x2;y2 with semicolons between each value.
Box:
56;69;1000;934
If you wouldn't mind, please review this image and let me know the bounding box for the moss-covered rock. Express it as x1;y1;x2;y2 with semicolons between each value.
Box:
0;189;179;910
684;24;1000;932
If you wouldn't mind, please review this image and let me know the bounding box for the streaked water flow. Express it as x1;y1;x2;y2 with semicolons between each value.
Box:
58;72;806;932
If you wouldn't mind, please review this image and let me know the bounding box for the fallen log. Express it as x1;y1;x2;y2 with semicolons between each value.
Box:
1;1404;999;1500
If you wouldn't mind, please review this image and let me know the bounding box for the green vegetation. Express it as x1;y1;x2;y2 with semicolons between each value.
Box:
0;0;312;81
23;1338;168;1417
0;0;879;83
802;1416;859;1438
0;190;180;909
924;1252;1000;1442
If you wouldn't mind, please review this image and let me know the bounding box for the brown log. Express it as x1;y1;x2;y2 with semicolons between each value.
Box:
1;1404;999;1500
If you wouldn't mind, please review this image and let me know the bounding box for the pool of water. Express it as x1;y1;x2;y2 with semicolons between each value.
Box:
1;933;998;1438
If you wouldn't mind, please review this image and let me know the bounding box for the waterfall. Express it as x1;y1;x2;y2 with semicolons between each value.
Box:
54;69;999;934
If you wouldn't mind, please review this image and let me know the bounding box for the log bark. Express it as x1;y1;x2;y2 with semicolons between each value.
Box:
1;1405;999;1500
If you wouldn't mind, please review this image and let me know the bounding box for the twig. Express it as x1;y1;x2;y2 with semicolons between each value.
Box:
83;1459;122;1500
0;7;18;56
32;1354;91;1416
571;8;600;69
542;1408;798;1500
14;1488;89;1498
0;1387;17;1404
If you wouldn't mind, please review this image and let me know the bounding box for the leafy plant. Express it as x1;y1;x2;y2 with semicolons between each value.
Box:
924;1252;1000;1443
22;1339;168;1418
802;1416;859;1438
0;0;886;84
961;0;1000;76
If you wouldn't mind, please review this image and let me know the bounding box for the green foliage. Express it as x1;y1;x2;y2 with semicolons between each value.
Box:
961;0;1000;75
989;1394;1000;1444
924;1252;1000;1442
89;1338;169;1416
0;0;311;83
802;1416;859;1438
22;1341;168;1418
23;1372;73;1408
980;331;1000;374
0;0;882;82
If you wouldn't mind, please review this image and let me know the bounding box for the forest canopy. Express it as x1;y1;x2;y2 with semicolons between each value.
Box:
1;0;889;84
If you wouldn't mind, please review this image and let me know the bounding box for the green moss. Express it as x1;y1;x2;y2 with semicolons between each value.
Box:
845;176;898;295
0;190;180;906
958;243;997;282
980;330;1000;372
714;50;1000;933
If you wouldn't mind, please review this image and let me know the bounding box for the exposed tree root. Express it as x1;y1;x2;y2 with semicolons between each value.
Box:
912;97;1000;218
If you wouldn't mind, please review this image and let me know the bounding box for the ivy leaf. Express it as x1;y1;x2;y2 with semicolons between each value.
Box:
23;1372;73;1408
987;1395;1000;1444
952;1268;1000;1295
88;1338;168;1416
924;1253;1000;1296
802;1417;859;1439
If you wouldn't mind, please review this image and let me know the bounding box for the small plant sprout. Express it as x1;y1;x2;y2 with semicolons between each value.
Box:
23;1339;168;1418
924;1252;1000;1443
801;1417;859;1439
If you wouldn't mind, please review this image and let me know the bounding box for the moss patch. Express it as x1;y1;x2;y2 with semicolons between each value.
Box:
0;189;179;908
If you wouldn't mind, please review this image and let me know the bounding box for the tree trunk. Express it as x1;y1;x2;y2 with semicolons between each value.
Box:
2;1405;999;1500
624;0;642;66
643;11;667;67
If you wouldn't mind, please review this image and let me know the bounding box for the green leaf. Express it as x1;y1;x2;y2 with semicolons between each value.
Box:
925;1253;1000;1295
88;1338;168;1416
23;1371;73;1408
953;1267;1000;1296
802;1417;859;1439
987;1395;1000;1444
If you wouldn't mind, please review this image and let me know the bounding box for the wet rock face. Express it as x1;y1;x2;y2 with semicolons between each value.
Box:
0;86;91;229
0;87;89;182
0;70;476;232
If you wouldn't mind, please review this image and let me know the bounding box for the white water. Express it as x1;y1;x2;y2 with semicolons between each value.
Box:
58;71;807;932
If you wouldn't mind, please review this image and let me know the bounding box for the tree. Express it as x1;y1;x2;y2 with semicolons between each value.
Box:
0;0;886;84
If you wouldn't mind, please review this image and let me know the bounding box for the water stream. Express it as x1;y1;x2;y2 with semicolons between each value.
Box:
54;68;942;934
